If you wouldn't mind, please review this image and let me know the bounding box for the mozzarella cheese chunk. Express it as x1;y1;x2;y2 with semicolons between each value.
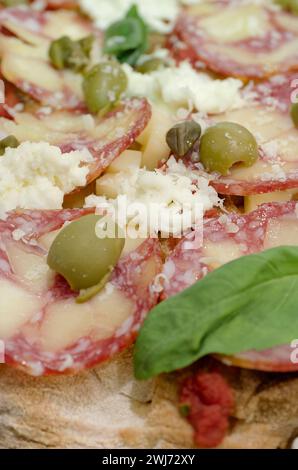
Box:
79;0;193;33
123;61;244;115
86;156;220;237
0;141;93;219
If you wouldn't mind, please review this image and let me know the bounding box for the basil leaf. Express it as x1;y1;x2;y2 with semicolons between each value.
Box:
103;5;148;66
104;18;144;54
134;246;298;380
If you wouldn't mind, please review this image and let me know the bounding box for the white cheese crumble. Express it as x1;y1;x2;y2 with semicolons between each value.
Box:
78;0;198;33
123;61;244;115
0;142;93;219
85;156;220;237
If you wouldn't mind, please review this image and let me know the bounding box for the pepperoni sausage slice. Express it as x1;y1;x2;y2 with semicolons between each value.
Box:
162;201;298;372
0;79;23;119
0;97;151;184
0;210;162;376
169;1;298;80
199;75;298;196
0;7;99;109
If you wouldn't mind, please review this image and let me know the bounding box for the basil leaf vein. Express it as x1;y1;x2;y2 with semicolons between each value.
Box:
134;246;298;380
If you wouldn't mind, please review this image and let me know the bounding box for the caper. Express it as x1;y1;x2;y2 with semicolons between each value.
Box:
47;214;125;294
79;35;94;57
199;122;258;175
136;58;165;74
0;135;19;156
166;121;202;158
49;36;73;70
82;62;127;114
291;103;298;128
49;35;94;72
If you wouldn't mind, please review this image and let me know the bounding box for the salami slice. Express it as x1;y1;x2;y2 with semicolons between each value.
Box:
0;79;23;119
169;1;298;79
0;7;99;109
0;209;162;376
199;78;298;196
37;0;78;10
0;97;151;184
162;201;298;372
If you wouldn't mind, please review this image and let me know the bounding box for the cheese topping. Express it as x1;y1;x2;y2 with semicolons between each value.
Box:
78;0;199;33
85;157;220;237
0;142;93;219
123;61;244;115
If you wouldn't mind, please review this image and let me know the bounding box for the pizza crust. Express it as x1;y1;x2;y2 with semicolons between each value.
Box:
0;349;298;449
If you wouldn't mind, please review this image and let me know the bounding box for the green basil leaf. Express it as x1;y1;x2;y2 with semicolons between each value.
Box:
104;18;144;54
117;47;144;66
134;246;298;380
103;5;148;66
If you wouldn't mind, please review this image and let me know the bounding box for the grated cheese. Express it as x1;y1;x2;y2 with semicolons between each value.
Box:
85;156;220;237
123;61;244;115
0;142;93;219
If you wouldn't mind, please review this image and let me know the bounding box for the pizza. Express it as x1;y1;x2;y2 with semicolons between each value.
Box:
0;0;298;450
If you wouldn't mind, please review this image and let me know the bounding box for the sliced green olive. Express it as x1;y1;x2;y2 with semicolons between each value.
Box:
82;62;127;114
49;35;94;72
47;214;125;295
136;58;165;74
76;272;111;304
0;135;19;156
291;103;298;128
166;121;202;158
199;122;258;175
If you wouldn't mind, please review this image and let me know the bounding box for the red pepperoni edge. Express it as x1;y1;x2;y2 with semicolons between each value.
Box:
168;7;298;79
252;72;298;113
59;98;151;185
1;209;163;376
85;98;152;184
179;371;234;448
0;7;100;110
205;71;298;196
38;0;78;10
211;177;298;197
0;79;23;119
162;201;298;372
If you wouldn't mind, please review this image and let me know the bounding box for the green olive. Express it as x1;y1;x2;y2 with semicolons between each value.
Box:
136;58;165;74
275;0;298;14
49;35;94;72
291;103;298;128
47;214;125;293
199;122;258;175
0;135;19;156
82;62;127;114
0;0;27;5
166;121;202;158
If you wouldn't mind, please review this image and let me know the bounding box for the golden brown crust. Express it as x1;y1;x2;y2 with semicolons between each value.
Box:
0;350;297;449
